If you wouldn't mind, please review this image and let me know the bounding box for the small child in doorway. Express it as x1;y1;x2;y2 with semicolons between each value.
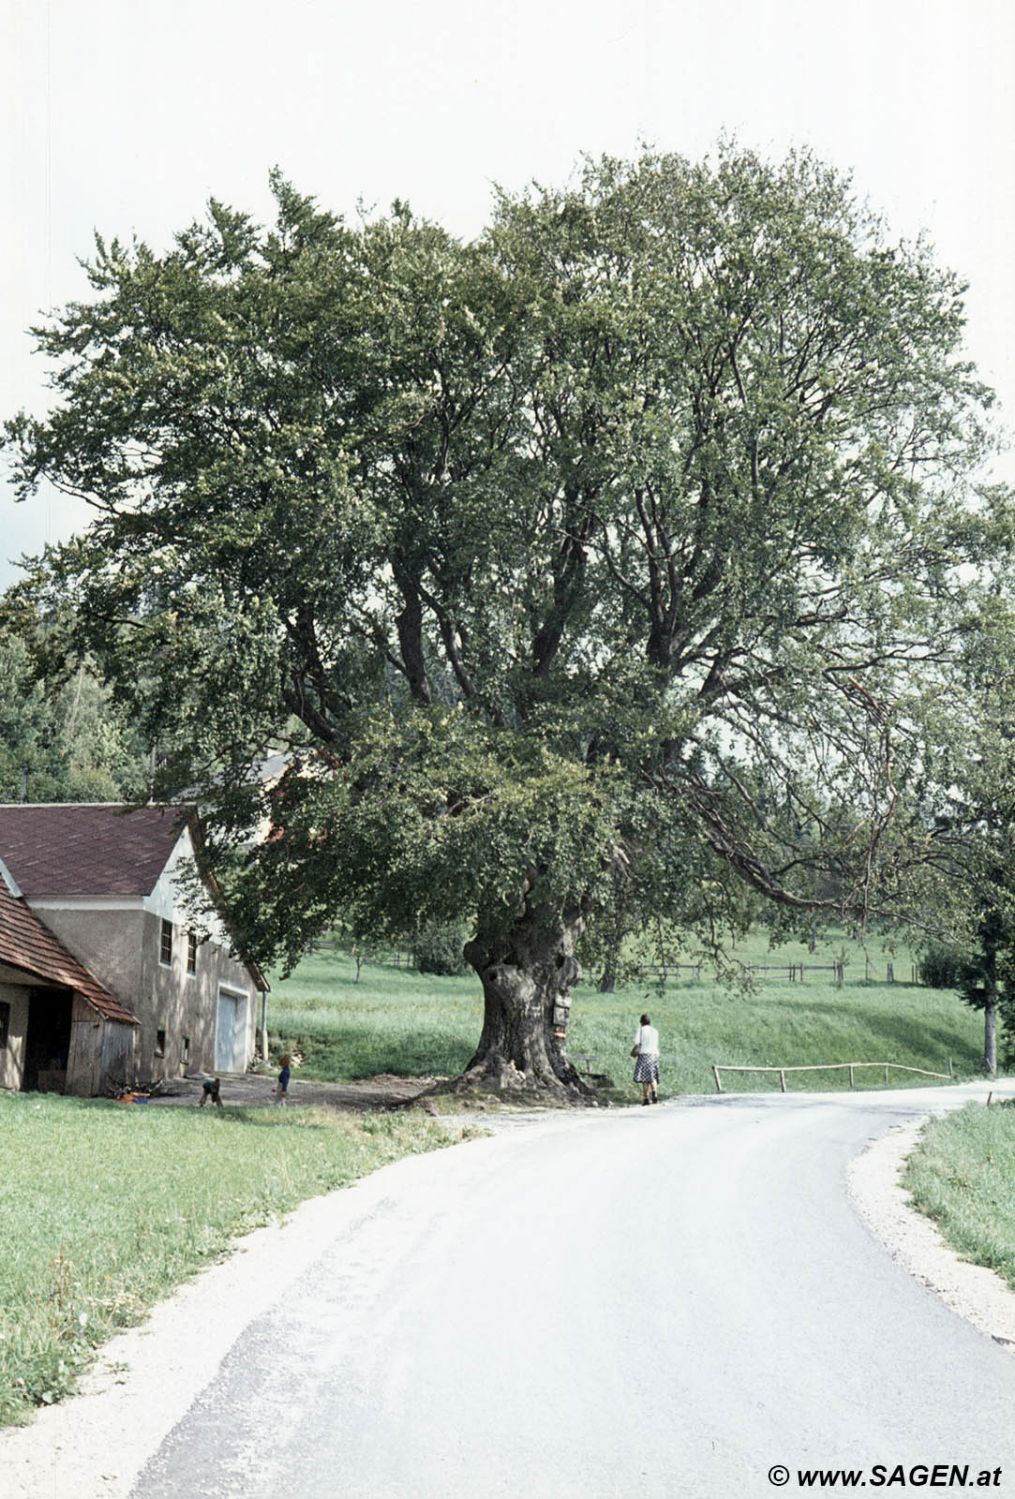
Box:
274;1054;291;1106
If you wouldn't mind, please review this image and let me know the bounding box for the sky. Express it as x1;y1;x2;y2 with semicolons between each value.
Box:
2;0;1014;585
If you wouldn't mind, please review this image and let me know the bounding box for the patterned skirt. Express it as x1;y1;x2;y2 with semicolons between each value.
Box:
634;1054;660;1084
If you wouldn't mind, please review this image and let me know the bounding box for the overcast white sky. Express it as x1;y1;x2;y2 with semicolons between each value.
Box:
2;0;1014;585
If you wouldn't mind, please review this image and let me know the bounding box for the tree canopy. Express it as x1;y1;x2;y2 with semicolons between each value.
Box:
0;610;146;805
5;146;1008;1096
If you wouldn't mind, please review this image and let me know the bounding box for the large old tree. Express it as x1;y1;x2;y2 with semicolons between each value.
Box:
4;149;1004;1098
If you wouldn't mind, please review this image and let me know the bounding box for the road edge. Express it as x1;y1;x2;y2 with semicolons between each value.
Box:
0;1109;589;1499
847;1116;1015;1354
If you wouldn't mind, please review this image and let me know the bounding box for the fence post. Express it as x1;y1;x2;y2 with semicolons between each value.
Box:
886;962;894;983
883;1064;889;1085
948;1057;954;1078
779;1068;787;1093
712;1065;723;1094
848;1065;855;1088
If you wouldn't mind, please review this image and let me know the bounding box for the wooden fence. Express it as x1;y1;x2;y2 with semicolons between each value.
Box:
711;1059;954;1094
311;938;414;968
636;960;847;985
635;960;928;986
311;938;918;990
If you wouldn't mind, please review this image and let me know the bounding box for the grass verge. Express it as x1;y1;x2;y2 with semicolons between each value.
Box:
0;1093;452;1426
903;1102;1015;1294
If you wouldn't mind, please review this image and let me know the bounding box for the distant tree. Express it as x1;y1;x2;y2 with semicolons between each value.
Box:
4;149;1008;1098
0;611;146;803
933;608;1015;1075
412;920;469;976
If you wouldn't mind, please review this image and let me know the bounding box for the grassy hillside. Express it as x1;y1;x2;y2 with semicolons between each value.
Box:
269;929;987;1096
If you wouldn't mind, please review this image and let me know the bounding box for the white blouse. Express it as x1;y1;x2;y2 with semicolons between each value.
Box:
633;1024;660;1057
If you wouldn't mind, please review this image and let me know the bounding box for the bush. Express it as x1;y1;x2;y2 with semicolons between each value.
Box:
919;943;965;989
411;921;468;976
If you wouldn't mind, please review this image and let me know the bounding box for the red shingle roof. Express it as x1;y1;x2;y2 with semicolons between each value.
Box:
0;804;191;899
0;881;138;1025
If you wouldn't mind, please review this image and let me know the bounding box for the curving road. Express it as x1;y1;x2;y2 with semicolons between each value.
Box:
121;1081;1015;1499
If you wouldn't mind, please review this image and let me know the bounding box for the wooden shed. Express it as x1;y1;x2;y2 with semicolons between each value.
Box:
0;862;138;1096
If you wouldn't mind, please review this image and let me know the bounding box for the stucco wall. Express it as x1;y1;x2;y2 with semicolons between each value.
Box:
0;977;29;1091
137;912;256;1081
26;827;260;1086
33;907;256;1082
34;906;145;1014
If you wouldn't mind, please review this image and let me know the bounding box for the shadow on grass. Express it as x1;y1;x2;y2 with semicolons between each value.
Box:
3;1093;137;1114
171;1105;418;1131
271;1025;474;1081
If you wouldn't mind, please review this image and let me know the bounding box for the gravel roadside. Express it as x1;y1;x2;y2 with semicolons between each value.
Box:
848;1113;1015;1352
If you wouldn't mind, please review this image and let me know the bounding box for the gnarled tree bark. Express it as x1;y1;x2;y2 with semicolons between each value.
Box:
452;904;593;1101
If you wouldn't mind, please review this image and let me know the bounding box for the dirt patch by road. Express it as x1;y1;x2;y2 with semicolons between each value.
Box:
143;1071;436;1111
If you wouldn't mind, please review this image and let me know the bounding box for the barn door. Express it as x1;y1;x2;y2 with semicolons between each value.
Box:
23;988;73;1092
215;990;246;1072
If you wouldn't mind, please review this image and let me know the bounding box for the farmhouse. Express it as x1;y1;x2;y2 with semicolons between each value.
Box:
0;804;265;1095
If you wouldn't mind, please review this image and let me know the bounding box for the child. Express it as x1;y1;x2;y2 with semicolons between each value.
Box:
274;1054;291;1106
198;1076;222;1108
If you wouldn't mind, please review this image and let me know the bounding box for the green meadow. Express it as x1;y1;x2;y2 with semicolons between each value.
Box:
268;928;985;1097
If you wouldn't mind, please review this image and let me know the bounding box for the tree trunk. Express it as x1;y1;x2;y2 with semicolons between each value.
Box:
458;904;592;1102
984;1000;997;1077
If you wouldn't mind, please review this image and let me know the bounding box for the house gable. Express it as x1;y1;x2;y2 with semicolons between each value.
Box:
0;804;262;1086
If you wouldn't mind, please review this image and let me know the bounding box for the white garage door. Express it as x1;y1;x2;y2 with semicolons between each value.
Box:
215;989;248;1073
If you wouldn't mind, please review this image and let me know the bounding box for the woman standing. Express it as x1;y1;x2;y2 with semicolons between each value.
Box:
631;1012;660;1105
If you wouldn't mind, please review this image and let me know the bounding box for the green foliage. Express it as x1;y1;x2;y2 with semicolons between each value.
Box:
914;608;1015;1067
919;943;966;990
411;919;468;975
0;1093;451;1425
0;618;147;803
905;1103;1015;1293
3;146;1008;986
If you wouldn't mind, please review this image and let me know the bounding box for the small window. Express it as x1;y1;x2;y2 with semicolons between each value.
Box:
187;931;198;975
182;1035;191;1066
155;1028;166;1058
0;1001;10;1050
160;919;173;966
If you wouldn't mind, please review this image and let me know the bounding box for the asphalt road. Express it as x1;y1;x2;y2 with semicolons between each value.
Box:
130;1085;1015;1499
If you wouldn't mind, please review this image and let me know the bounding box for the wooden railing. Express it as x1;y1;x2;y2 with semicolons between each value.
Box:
633;960;851;984
711;1059;954;1093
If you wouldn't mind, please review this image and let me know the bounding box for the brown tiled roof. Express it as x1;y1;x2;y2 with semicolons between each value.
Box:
0;881;138;1025
0;804;192;898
